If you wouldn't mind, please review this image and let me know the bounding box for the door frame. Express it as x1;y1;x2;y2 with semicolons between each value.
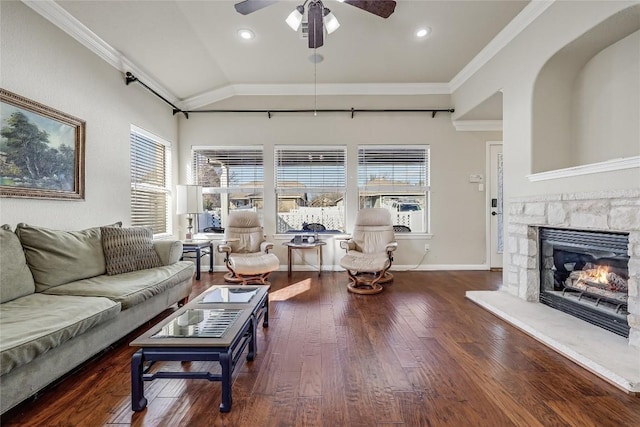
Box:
485;141;503;270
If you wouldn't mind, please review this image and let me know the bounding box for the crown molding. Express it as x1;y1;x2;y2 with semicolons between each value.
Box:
22;0;549;110
182;82;451;110
22;0;181;108
450;0;555;92
527;156;640;182
453;120;503;131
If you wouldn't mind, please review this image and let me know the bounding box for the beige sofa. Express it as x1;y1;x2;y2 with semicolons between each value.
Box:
0;223;195;414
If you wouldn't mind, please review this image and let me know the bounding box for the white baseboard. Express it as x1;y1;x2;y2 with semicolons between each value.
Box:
206;265;490;273
276;264;490;272
393;264;490;271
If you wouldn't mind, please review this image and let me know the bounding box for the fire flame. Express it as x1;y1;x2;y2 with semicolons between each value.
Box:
580;265;610;284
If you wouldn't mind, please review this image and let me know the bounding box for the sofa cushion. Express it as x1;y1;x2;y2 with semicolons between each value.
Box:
153;240;184;266
0;225;35;303
43;261;195;309
101;226;163;275
0;293;120;375
15;222;121;292
340;250;391;273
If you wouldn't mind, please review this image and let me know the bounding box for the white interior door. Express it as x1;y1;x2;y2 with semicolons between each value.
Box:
489;143;503;269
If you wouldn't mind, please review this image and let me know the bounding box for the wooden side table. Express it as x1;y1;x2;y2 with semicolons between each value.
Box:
181;240;214;280
283;240;326;276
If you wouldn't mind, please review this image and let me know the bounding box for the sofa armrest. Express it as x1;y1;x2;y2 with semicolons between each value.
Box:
153;240;184;266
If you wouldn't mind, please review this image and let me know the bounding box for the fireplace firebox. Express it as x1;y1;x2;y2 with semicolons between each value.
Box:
539;227;630;337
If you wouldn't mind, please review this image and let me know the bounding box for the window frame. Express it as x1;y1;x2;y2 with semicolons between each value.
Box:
274;145;347;234
192;146;265;233
357;144;431;234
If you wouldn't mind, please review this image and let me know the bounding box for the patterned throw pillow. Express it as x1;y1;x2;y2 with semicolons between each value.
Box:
101;226;162;275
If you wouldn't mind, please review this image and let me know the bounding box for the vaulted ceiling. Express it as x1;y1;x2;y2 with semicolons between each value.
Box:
39;0;530;112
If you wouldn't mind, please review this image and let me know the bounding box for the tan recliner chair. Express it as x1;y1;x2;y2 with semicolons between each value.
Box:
339;208;398;294
217;211;279;285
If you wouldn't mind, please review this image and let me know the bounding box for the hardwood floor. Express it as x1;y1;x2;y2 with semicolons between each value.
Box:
3;271;640;426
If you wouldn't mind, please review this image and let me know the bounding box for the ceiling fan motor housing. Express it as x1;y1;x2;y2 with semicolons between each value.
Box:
307;1;324;48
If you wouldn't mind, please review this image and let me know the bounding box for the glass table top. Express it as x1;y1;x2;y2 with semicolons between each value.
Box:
151;308;243;339
199;287;260;304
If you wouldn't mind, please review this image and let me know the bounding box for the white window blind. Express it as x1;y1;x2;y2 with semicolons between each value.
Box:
358;146;430;192
130;127;171;235
192;147;263;193
274;146;346;194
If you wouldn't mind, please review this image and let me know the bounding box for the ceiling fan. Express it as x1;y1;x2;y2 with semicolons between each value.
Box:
234;0;397;49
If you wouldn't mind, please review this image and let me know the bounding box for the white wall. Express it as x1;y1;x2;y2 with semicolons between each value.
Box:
0;2;178;230
178;95;494;268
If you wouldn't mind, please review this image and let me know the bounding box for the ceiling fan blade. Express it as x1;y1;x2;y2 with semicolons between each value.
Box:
343;0;396;19
308;1;324;48
234;0;278;15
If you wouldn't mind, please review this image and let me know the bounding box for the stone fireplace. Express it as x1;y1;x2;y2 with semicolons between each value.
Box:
503;189;640;349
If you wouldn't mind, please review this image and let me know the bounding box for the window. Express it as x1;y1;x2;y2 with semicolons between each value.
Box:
275;146;346;233
192;147;263;232
130;126;171;236
358;145;430;233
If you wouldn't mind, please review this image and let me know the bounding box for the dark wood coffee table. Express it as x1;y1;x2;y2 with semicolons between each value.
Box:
130;285;269;413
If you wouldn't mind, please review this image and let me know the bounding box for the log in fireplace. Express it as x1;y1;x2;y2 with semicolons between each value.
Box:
539;227;630;337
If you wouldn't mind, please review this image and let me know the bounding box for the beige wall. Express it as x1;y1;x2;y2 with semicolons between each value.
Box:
451;1;640;288
178;95;495;269
533;28;639;173
453;1;640;198
14;2;633;274
572;30;640;165
0;2;178;230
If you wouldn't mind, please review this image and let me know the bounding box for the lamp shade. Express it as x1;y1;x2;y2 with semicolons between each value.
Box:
176;185;204;215
285;5;304;31
323;9;340;34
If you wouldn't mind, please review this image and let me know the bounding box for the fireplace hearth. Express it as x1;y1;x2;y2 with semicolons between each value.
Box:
539;227;630;337
480;190;640;391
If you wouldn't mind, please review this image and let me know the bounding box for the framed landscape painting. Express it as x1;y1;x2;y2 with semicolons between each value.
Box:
0;89;85;200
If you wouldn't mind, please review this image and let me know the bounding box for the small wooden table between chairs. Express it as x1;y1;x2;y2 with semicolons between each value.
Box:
283;239;326;276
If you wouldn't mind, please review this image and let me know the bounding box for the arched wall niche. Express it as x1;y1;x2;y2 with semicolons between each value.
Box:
531;4;640;173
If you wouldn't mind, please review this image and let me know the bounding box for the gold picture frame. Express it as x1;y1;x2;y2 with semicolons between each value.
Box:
0;89;85;200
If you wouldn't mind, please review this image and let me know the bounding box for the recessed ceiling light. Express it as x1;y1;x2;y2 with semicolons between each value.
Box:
416;27;431;38
238;29;255;40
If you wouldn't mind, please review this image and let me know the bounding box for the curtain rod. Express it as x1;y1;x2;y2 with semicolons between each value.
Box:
124;72;455;119
185;108;455;119
125;72;189;118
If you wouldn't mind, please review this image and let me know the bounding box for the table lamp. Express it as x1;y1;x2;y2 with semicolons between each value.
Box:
176;184;203;239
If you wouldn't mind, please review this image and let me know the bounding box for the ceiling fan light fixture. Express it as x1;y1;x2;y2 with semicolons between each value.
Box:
286;5;305;31
323;9;340;34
